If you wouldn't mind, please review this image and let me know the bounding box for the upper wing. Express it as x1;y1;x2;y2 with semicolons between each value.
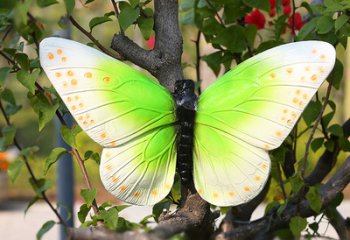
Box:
194;41;335;206
40;37;176;147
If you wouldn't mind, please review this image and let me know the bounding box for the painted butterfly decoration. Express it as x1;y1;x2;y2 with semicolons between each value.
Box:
39;38;335;206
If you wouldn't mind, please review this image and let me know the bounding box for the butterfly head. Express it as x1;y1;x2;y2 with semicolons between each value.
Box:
173;80;197;111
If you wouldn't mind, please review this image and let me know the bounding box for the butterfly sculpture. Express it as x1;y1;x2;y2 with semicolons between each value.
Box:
40;38;335;206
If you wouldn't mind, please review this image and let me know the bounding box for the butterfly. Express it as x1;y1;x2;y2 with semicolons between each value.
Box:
39;38;335;206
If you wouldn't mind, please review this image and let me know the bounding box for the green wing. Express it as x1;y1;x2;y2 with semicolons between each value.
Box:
194;41;336;206
40;37;176;205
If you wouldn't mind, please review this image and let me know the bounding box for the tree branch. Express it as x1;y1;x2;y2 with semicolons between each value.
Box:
111;0;183;91
219;156;350;240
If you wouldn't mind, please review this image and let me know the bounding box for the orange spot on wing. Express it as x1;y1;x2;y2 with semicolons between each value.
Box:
63;81;68;87
100;132;107;139
67;97;72;102
275;130;283;138
302;93;308;100
319;66;325;73
320;54;326;60
304;66;310;72
291;112;297;119
292;97;299;104
270;72;276;79
111;176;118;182
134;191;141;197
67;70;74;76
283;109;288;114
311;74;318;81
82;121;88;126
84;72;92;78
55;72;62;77
105;164;112;171
286;68;293;74
48;53;54;60
261;163;268;169
244;187;251;192
78;102;84;108
61;57;67;62
295;89;301;95
90;119;95;124
213;192;219;198
197;189;203;194
71;79;78;86
71;105;77;111
57;49;63;55
151;189;158;196
287;119;293;125
165;184;171;190
120;185;127;192
228;191;235;197
103;76;111;83
77;116;83;121
111;141;117;146
254;176;261;181
312;48;317;54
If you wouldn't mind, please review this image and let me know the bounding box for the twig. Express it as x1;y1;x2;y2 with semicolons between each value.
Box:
0;100;67;227
0;50;19;70
111;0;124;35
205;0;224;25
301;79;333;178
195;30;202;94
291;0;296;38
70;149;99;215
277;163;287;199
68;16;122;60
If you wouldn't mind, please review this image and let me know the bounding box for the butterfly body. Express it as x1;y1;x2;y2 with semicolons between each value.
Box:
40;38;335;206
173;80;197;187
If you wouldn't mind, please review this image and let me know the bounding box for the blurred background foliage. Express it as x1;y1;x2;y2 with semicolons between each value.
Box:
0;0;349;238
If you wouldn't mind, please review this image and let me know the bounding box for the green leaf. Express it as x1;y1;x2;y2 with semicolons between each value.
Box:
331;59;343;89
14;53;29;71
100;208;118;230
0;67;11;86
289;216;307;237
129;0;139;8
36;220;55;240
138;16;154;40
297;18;318;40
118;4;140;31
339;137;350;152
29;178;53;197
327;124;343;137
1;88;16;105
243;0;270;12
302;100;322;126
89;15;112;31
335;14;349;32
153;199;170;222
37;0;58;7
16;69;40;94
25;196;40;215
306;185;322;213
289;174;304;193
80;189;97;207
316;16;334;34
28;93;59;131
202;51;222;76
78;204;91;223
211;26;246;53
325;139;335;151
44;147;67;174
324;0;345;12
60;125;81;148
1;125;16;146
139;214;154;226
8;159;24;182
245;25;257;49
64;0;75;15
311;138;324;152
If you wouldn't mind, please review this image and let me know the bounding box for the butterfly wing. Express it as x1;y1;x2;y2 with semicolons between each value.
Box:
194;41;336;206
40;37;177;205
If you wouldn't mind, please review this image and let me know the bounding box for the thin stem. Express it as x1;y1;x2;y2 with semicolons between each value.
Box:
301;79;333;178
291;0;296;39
69;16;122;60
195;30;202;95
0;101;67;227
0;50;19;70
205;0;224;25
316;93;330;140
111;0;124;35
277;163;287;200
70;149;99;215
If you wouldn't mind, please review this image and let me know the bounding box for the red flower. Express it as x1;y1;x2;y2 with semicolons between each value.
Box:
269;0;276;10
288;12;304;32
146;35;155;49
283;5;292;16
269;8;276;17
282;0;290;6
245;9;266;30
